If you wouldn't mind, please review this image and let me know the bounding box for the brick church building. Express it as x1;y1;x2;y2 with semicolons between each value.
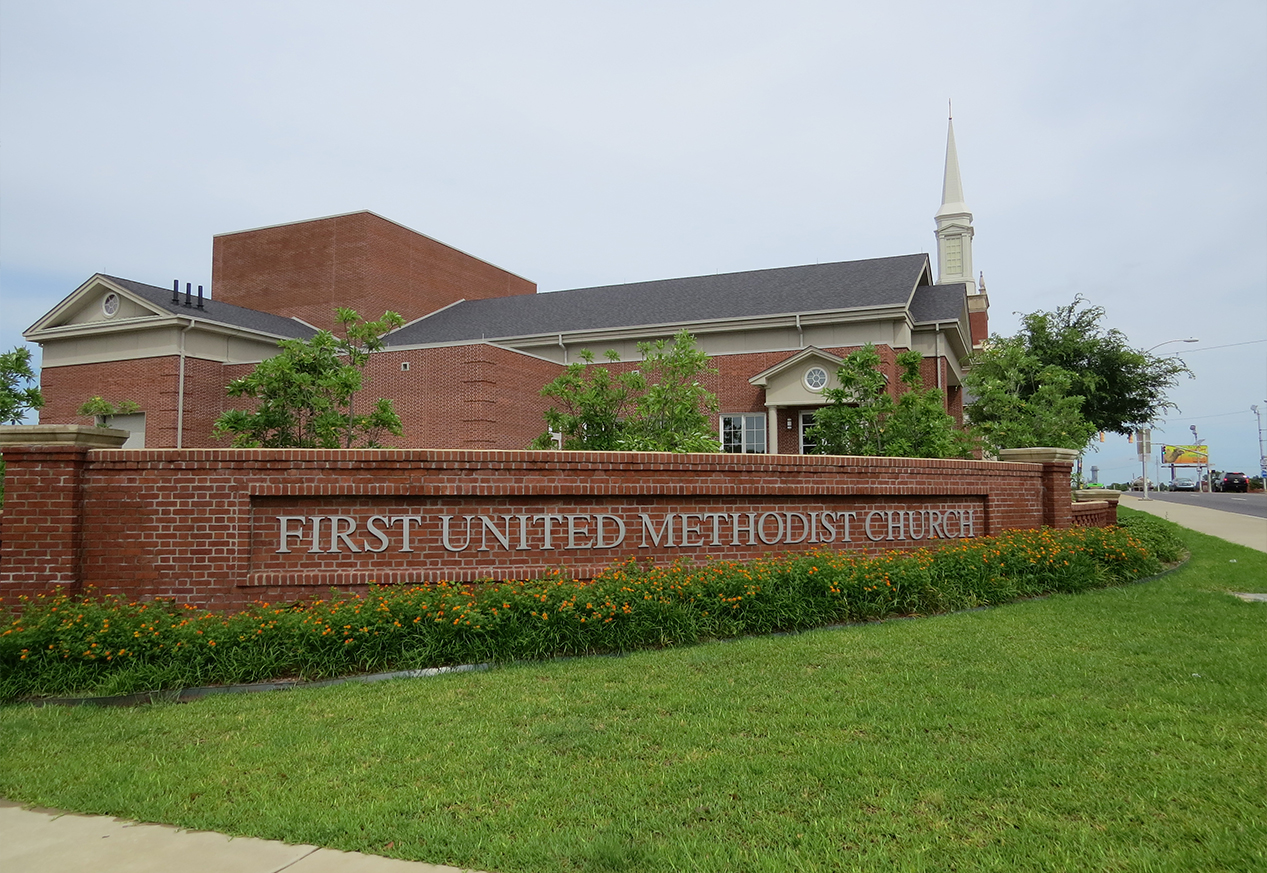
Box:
25;120;989;454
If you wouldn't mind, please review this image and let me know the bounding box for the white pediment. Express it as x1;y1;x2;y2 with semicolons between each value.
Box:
25;275;169;337
748;347;849;407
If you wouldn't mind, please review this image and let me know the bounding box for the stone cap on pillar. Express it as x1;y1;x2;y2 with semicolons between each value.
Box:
997;447;1080;464
0;425;130;448
1074;488;1121;505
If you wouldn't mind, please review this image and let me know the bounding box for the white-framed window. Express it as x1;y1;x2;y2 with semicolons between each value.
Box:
721;413;766;454
804;366;828;392
800;410;819;454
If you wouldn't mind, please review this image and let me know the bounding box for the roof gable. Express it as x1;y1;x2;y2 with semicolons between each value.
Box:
747;347;853;407
747;347;845;387
26;275;319;341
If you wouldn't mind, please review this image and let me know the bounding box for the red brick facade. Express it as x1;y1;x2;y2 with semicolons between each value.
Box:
212;212;536;331
1;442;1079;610
36;338;969;455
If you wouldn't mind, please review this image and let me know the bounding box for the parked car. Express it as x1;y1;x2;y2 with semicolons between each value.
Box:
1218;472;1250;493
1171;477;1199;492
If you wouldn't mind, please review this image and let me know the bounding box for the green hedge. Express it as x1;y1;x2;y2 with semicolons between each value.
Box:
0;517;1182;702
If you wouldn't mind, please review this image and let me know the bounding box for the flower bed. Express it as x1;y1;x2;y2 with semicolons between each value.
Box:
0;517;1182;702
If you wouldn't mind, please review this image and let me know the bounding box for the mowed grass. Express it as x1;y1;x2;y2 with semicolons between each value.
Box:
1;511;1264;873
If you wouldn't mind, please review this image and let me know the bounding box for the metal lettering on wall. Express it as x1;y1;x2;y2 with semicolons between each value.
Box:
274;509;978;555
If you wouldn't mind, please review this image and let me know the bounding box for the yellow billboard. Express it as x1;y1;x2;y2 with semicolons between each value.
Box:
1162;445;1208;465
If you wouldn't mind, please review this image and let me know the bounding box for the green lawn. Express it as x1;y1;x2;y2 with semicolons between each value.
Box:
1;512;1264;872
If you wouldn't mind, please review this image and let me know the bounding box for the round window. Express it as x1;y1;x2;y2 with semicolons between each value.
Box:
102;293;120;317
804;366;828;391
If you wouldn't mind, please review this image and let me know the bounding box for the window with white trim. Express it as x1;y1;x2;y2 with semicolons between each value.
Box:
800;410;820;454
721;413;766;453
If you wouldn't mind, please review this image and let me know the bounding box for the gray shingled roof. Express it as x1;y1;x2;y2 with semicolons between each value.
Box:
385;254;932;346
908;284;968;324
102;276;318;339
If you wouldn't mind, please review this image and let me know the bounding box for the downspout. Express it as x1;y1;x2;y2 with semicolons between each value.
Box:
935;329;943;391
176;318;195;448
795;314;804;349
558;333;567;365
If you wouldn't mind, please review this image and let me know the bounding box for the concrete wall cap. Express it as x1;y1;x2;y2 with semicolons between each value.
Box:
1074;488;1121;505
0;424;131;448
998;447;1080;464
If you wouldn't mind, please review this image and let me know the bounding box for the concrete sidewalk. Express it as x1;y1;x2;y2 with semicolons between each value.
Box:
0;801;489;873
1118;494;1267;552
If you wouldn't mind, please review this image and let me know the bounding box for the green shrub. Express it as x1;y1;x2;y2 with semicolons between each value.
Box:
1115;512;1186;564
0;524;1179;702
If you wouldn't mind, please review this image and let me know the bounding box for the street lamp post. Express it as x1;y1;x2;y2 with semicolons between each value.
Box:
1146;338;1199;353
1189;424;1210;492
1253;404;1267;485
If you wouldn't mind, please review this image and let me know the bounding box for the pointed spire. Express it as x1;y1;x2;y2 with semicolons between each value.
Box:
933;107;975;286
937;114;970;218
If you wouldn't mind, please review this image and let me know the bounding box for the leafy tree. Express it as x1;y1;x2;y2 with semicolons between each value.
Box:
962;335;1098;453
971;297;1190;438
532;331;721;452
77;396;140;427
214;309;405;448
530;349;641;450
619;332;721;452
805;344;973;458
0;346;44;424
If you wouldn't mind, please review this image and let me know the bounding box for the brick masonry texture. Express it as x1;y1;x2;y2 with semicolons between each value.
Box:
1;445;1084;610
37;339;964;453
212;212;535;332
1072;500;1116;528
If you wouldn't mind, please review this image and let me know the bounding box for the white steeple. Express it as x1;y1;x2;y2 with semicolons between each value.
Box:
934;110;974;287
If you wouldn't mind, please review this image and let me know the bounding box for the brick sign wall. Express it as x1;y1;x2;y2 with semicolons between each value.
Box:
1;433;1077;610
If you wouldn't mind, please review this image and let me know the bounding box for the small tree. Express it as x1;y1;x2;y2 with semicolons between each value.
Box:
531;349;642;450
77;396;140;428
970;297;1191;437
531;331;721;452
0;346;44;424
806;344;972;459
214;309;405;448
962;336;1098;454
620;332;721;452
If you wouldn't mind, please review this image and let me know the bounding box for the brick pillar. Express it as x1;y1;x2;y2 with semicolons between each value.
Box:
1;426;128;601
999;447;1079;530
1039;461;1075;529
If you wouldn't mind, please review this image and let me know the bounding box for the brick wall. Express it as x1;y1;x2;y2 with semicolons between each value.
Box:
40;357;242;449
212;212;536;331
2;445;1080;610
1072;500;1116;528
365;345;562;450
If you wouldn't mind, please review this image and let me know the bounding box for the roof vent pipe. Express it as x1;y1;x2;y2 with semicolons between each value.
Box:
196;284;205;310
184;282;192;307
172;280;180;305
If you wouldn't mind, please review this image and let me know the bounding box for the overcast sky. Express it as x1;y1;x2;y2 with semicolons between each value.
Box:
2;0;1264;482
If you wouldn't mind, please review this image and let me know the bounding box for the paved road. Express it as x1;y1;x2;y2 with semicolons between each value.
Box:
1126;491;1267;519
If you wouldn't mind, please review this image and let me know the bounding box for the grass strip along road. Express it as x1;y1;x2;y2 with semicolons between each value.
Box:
1;509;1264;872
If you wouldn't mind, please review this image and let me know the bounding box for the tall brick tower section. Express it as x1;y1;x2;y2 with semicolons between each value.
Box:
212;211;536;331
